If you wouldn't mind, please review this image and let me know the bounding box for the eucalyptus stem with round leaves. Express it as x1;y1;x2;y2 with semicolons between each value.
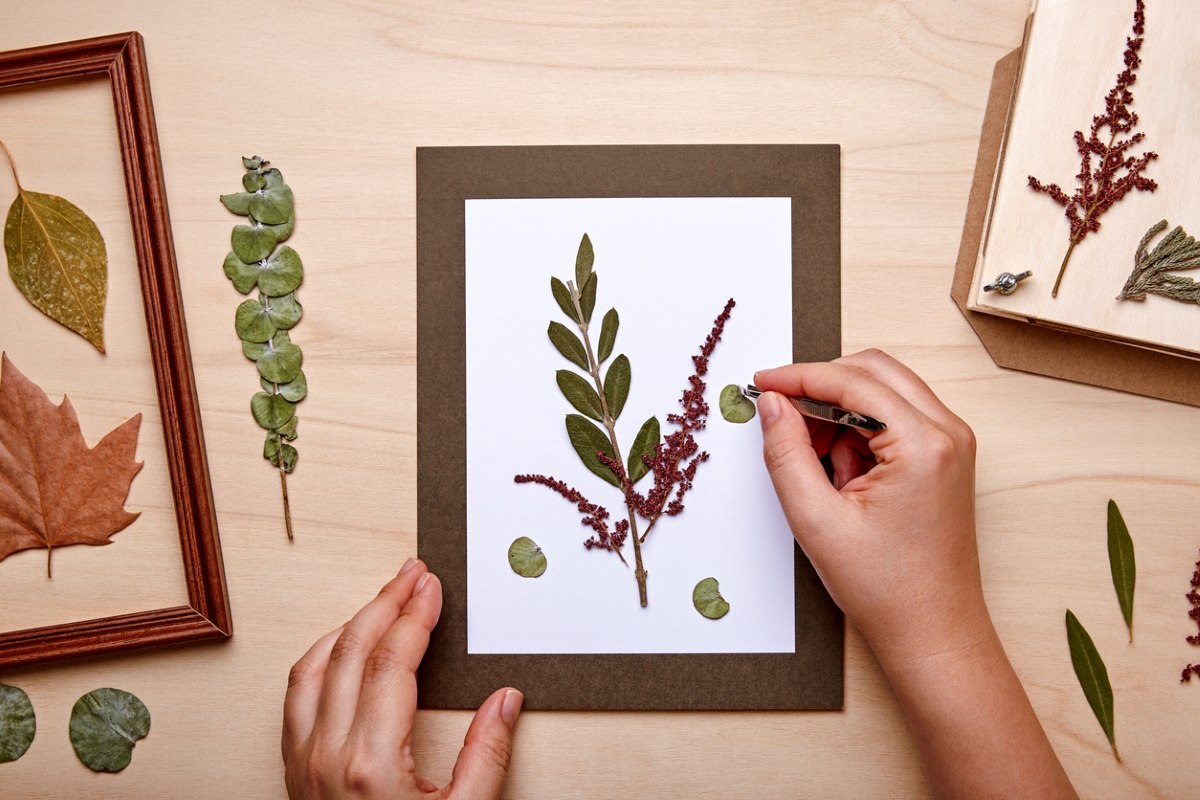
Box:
221;157;305;539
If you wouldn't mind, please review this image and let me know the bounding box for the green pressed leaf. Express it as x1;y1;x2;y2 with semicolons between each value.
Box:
627;416;660;484
719;384;756;423
234;299;277;343
0;683;35;763
603;354;630;420
597;308;618;363
575;232;594;290
242;171;266;192
264;215;294;243
579;272;597;323
223;251;259;294
69;688;150;773
1066;610;1118;760
258;245;303;296
231;223;277;263
265;436;298;472
508;536;547;578
5;188;108;352
556;369;604;421
254;332;303;384
261;168;285;189
1107;500;1136;641
274;415;299;440
548;321;589;370
250;185;294;225
693;578;730;619
261;291;302;329
243;156;263;170
550;276;579;323
262;369;307;402
220;192;253;215
565;414;620;486
251;391;295;430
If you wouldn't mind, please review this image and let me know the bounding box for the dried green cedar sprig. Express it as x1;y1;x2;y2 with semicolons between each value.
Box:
1117;219;1200;305
220;157;304;539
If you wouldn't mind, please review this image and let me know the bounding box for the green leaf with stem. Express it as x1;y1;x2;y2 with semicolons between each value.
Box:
261;291;302;329
235;299;277;343
231;223;277;263
258;245;304;296
251;392;295;430
262;370;307;402
548;321;589;370
550;277;578;323
1107;499;1136;641
265;435;298;472
597;308;618;363
627;416;660;484
243;171;266;192
565;414;620;486
579;272;597;323
1065;610;1118;761
250;185;294;225
603;354;630;420
575;232;594;290
274;415;299;440
556;370;604;421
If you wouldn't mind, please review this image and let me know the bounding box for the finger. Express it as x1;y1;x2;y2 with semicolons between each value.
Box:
759;391;842;535
755;361;925;436
283;626;343;756
829;428;873;490
808;418;839;459
316;558;428;740
836;349;959;427
447;687;522;800
348;571;443;755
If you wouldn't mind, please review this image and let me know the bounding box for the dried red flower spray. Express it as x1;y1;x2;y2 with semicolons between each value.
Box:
1182;549;1200;683
1028;0;1157;297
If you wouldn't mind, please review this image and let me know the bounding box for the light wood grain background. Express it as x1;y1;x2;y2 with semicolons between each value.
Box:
1;1;1198;798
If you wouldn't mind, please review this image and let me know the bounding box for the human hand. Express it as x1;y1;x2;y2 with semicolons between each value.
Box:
754;349;984;663
283;559;523;800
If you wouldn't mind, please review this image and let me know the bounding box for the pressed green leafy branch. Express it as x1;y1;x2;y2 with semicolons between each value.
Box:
221;157;304;539
1107;499;1136;641
1117;219;1200;305
1066;610;1119;761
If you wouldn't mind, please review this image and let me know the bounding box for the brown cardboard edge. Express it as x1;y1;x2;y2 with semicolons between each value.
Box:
952;43;1200;406
416;145;844;710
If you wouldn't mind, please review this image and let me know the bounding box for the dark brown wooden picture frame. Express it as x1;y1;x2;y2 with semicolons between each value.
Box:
0;32;231;670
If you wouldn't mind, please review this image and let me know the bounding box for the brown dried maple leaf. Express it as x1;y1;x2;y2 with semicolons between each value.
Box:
0;353;142;577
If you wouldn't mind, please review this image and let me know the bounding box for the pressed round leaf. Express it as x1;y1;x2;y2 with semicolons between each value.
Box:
223;251;259;294
274;414;299;440
242;338;269;361
69;688;150;773
242;171;266;192
250;185;294;225
251;391;295;430
719;384;756;423
0;683;35;763
258;245;304;296
265;215;294;243
692;577;730;619
508;537;547;578
231;223;278;263
262;291;302;329
242;156;263;170
220;192;253;215
234;299;276;343
261;168;285;189
265;437;298;472
255;335;303;384
273;370;307;402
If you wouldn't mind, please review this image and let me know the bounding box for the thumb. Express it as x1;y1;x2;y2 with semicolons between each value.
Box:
447;687;522;800
758;392;840;538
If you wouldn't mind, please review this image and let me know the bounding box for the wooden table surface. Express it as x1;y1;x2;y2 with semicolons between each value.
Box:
2;1;1198;797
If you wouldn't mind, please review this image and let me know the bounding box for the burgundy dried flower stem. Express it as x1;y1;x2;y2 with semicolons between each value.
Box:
1183;549;1200;683
1028;0;1157;297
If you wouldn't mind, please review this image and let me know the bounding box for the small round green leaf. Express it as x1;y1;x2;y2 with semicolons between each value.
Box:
255;333;303;384
265;215;294;243
603;354;630;420
264;369;307;402
0;683;35;763
719;384;756;423
231;223;277;263
250;185;294;225
258;245;304;296
251;391;295;430
556;370;604;421
68;688;150;773
261;168;285;189
274;414;299;440
220;192;253;215
242;156;263;170
242;339;268;360
266;438;298;472
693;577;730;619
243;171;266;192
223;251;259;294
262;291;302;329
508;537;547;578
234;299;277;343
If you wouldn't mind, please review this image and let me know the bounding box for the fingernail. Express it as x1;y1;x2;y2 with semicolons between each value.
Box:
758;392;781;427
414;572;431;594
399;557;417;575
501;689;524;728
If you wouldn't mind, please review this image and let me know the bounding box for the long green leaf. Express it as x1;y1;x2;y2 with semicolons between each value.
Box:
575;232;594;290
1065;610;1119;761
579;272;597;323
627;416;660;484
603;354;630;420
565;414;620;486
548;321;589;370
550;277;579;323
556;370;604;421
597;308;618;363
1107;499;1136;641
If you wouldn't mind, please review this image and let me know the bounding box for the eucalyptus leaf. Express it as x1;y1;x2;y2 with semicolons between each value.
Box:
68;688;150;773
251;391;295;430
627;416;660;484
692;577;730;619
597;308;618;363
265;215;294;243
261;291;302;329
231;223;278;263
0;683;35;763
243;156;263;170
719;384;756;423
274;415;299;440
250;185;294;225
242;339;269;360
1107;499;1136;642
508;536;547;578
261;168;285;189
575;232;594;290
266;438;298;472
258;245;304;296
548;321;589;370
242;171;266;192
1066;610;1118;760
579;272;597;323
235;299;277;343
255;333;303;384
267;370;307;402
223;251;259;294
603;354;630;420
565;414;620;486
556;370;604;421
220;192;253;215
550;276;579;323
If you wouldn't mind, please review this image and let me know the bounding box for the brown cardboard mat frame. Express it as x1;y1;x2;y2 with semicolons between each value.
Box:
417;145;843;710
953;39;1200;406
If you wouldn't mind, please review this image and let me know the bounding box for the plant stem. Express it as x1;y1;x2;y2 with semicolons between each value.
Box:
47;544;52;579
280;467;293;541
1052;238;1079;297
0;138;22;189
1053;129;1120;298
568;280;647;606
